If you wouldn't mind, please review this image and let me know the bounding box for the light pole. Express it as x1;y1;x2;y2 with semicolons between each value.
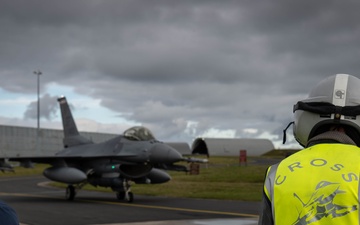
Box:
33;70;42;153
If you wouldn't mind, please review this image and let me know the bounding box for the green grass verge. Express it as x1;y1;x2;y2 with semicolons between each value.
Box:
1;157;271;201
0;164;46;176
131;157;268;201
61;156;270;201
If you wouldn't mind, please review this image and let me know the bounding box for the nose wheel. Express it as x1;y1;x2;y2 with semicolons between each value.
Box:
126;191;134;203
115;179;134;202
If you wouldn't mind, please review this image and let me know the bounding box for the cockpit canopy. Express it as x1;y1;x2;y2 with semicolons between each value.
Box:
123;126;156;141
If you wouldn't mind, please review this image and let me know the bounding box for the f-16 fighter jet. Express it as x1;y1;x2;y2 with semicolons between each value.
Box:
1;96;190;202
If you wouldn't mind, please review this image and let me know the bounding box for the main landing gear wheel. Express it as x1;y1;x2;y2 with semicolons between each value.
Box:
66;185;76;201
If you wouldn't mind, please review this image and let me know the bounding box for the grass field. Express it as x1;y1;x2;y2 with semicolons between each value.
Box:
0;156;277;201
131;156;270;201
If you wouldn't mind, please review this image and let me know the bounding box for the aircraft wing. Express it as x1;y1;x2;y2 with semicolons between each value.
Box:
2;153;145;168
8;156;82;166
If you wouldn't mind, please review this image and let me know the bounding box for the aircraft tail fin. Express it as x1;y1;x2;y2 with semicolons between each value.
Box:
57;96;93;147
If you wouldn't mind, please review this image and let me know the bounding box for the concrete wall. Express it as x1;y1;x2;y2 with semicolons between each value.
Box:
0;125;117;157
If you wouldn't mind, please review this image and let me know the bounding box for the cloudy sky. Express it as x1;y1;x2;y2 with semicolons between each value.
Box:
1;0;360;149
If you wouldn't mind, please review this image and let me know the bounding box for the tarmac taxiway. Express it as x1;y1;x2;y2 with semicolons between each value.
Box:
0;175;260;225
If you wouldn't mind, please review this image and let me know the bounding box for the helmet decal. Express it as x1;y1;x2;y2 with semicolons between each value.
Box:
333;74;349;107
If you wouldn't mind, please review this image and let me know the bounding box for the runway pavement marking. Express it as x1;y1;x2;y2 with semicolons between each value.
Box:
0;176;43;182
0;192;258;218
82;199;258;218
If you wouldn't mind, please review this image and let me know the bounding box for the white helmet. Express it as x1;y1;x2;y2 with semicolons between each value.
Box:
293;74;360;147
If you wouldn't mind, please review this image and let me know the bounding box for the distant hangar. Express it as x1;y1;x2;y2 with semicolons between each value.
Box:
0;125;274;157
192;137;274;157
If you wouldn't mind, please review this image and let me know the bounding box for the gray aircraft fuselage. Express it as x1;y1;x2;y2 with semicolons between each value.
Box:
56;136;182;164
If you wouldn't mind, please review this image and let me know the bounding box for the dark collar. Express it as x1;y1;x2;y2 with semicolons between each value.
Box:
306;131;356;147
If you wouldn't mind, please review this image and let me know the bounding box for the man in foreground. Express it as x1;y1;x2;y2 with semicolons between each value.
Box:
258;74;360;224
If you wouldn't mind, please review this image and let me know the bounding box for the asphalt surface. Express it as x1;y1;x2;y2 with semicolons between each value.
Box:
0;175;260;225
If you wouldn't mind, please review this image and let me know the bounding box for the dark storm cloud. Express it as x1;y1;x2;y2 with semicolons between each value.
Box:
2;0;360;147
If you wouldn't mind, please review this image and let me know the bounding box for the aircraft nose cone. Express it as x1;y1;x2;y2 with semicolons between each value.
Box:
149;143;183;163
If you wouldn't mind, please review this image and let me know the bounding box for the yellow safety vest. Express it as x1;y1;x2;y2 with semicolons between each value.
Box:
264;143;360;225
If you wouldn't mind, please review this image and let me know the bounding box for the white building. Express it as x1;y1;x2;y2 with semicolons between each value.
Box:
192;137;274;157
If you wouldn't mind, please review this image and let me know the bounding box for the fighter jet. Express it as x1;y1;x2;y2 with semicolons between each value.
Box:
1;96;193;202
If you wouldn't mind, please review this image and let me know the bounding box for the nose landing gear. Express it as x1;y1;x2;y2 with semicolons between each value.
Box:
116;179;134;202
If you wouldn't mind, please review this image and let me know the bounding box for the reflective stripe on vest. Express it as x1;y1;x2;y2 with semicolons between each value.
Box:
264;143;360;225
264;163;278;221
